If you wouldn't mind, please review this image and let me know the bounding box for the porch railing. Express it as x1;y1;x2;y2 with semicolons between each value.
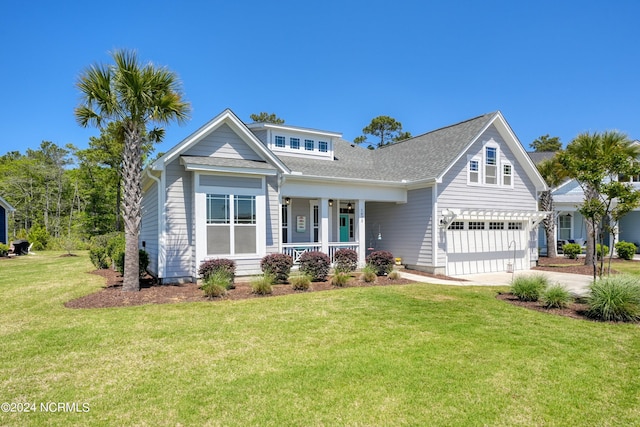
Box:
282;242;359;264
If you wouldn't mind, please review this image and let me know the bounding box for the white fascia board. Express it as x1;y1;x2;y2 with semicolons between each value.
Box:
182;163;278;176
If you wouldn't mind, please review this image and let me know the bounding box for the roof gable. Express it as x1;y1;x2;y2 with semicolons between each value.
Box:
151;109;289;174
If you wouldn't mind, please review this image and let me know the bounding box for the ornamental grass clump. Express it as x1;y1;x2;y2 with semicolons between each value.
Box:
510;274;549;302
299;251;331;281
199;258;236;288
260;253;293;283
251;272;274;295
540;284;572;309
587;275;640;322
360;264;377;283
289;272;311;291
387;270;401;280
331;271;351;287
201;270;233;298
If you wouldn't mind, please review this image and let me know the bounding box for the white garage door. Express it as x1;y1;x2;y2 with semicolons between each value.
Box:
445;222;527;275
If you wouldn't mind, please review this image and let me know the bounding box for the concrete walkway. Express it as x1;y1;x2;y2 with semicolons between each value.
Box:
399;269;594;297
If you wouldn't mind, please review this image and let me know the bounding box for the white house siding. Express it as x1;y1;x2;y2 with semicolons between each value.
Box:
251;129;268;145
366;187;434;271
184;123;263;160
437;125;539;274
265;175;280;254
140;179;159;276
164;159;194;282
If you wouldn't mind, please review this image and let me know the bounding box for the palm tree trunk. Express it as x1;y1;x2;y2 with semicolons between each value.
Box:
121;124;142;292
540;190;557;258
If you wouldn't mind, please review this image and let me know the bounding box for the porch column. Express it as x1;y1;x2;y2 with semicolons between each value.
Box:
320;198;329;255
357;199;366;267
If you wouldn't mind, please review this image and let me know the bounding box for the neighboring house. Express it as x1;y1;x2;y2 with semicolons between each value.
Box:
141;109;548;283
0;196;15;245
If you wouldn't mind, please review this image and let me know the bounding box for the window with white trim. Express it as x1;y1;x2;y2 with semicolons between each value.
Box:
485;146;497;185
489;222;504;230
508;222;523;230
318;141;328;152
468;158;480;184
449;221;465;230
502;163;513;186
275;135;285;148
281;204;289;244
206;194;257;255
290;137;300;149
305;139;314;151
468;221;485;230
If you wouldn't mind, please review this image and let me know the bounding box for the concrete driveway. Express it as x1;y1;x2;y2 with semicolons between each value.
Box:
400;269;594;297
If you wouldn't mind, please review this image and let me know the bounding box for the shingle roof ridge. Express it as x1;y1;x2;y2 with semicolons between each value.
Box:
377;111;497;149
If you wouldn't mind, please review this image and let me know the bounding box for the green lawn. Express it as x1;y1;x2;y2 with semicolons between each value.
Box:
1;252;639;426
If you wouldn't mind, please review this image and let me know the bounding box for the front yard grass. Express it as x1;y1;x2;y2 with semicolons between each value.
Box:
1;252;639;426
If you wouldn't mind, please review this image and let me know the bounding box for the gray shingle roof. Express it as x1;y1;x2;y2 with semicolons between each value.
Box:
278;112;496;183
527;151;557;164
181;155;276;171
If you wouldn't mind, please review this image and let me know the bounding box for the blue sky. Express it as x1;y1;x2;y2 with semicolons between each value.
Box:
2;0;639;158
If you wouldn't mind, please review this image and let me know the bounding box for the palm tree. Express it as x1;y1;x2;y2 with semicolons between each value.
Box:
75;50;190;291
537;156;567;258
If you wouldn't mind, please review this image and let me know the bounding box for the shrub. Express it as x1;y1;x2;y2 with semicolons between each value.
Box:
299;251;331;281
510;274;549;302
331;271;351;287
333;248;358;273
0;243;9;257
201;270;233;298
89;246;109;269
260;253;293;283
562;243;582;259
615;241;637;261
541;284;572;309
366;250;394;275
596;244;609;260
105;232;125;265
388;270;401;280
251;272;274;295
27;224;49;250
198;258;236;286
360;264;377;283
289;273;311;291
115;249;150;277
587;275;640;322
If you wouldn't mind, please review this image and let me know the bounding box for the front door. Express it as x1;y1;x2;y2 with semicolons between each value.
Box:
340;214;350;242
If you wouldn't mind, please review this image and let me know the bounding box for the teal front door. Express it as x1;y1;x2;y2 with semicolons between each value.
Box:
340;214;349;242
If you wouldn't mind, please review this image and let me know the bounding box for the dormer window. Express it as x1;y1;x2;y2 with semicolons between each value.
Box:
275;136;285;148
290;137;300;150
305;139;314;151
319;141;328;152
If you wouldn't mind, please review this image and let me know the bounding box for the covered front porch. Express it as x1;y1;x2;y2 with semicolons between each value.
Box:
279;197;367;264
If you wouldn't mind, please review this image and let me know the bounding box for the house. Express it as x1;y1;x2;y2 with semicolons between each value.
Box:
141;109;548;283
0;196;15;245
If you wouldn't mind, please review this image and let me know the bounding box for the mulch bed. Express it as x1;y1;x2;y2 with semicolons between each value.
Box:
65;269;416;309
532;255;624;276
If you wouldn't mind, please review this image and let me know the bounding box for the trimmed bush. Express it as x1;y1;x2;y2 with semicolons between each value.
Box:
201;270;232;298
615;241;637;261
366;250;395;275
260;253;293;283
587;275;640;322
0;243;9;257
198;258;236;287
105;232;125;265
562;243;582;259
115;249;150;277
251;272;274;295
89;246;109;269
596;244;609;260
541;284;572;309
510;274;549;302
299;251;331;281
331;271;351;287
289;273;311;291
360;264;377;283
333;248;358;273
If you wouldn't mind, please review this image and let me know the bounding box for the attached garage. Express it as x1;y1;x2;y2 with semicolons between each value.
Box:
443;210;547;276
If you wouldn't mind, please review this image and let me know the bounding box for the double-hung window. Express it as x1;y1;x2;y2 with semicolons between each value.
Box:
485;147;497;185
468;158;480;183
206;194;257;255
502;163;513;186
